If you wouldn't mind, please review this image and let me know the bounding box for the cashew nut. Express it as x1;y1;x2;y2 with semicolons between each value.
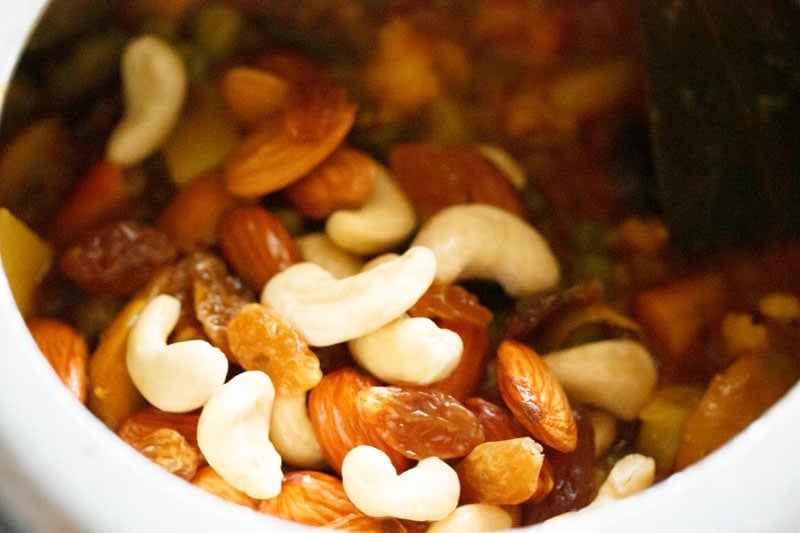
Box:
412;204;560;297
427;503;515;533
589;453;656;508
542;339;657;420
197;370;283;499
269;392;327;469
341;445;460;521
106;35;188;167
295;232;363;279
325;168;417;255
261;246;437;346
588;408;618;458
126;294;228;413
349;316;462;385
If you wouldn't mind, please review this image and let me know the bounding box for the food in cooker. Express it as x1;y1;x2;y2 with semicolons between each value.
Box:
1;1;799;530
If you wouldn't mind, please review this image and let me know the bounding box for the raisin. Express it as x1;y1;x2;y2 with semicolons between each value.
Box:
356;385;485;460
456;437;545;505
227;303;321;394
123;427;198;481
408;283;493;326
464;397;529;442
522;408;596;524
117;406;202;461
192;253;254;357
59;220;177;296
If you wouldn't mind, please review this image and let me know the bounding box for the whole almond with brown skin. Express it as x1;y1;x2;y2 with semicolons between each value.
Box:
192;466;259;509
224;85;357;198
496;339;577;452
218;203;301;293
284;147;378;219
307;367;412;474
260;470;359;526
221;66;290;130
27;318;89;403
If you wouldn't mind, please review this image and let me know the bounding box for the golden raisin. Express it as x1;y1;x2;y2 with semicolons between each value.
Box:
118;407;202;462
123;427;198;481
456;437;544;505
356;385;485;460
408;283;493;327
227;303;321;394
192;253;254;357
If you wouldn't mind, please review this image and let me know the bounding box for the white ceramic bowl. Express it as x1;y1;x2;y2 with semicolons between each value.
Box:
1;2;799;532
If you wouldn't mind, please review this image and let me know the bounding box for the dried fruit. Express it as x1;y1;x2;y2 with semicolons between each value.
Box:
218;204;301;293
26;318;88;403
389;143;525;222
356;386;485;460
284;147;378;219
408;283;493;327
117;406;201;460
463;397;528;442
523;409;595;524
427;319;491;402
408;284;493;401
59;220;177;296
227;303;321;394
51;161;130;244
221;66;290;129
123;427;199;481
260;470;359;526
496;340;577;452
675;351;799;470
224;85;357;197
307;367;411;474
456;437;544;505
156;171;235;251
192;253;254;357
192;466;259;509
88;296;149;430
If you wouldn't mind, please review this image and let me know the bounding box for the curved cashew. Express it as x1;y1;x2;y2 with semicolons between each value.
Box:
411;204;560;297
197;370;283;499
428;503;515;533
325;168;417;255
349;316;462;385
126;294;228;413
295;232;363;279
341;445;460;522
106;35;188;167
589;453;655;508
543;339;657;420
269;392;327;469
261;246;437;346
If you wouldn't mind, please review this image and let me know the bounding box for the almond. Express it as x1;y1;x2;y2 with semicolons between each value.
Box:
156;171;235;252
192;465;259;509
284;147;378;219
224;85;357;198
27;318;89;403
218;203;301;293
221;66;290;130
307;367;412;474
495;339;577;452
259;470;359;527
